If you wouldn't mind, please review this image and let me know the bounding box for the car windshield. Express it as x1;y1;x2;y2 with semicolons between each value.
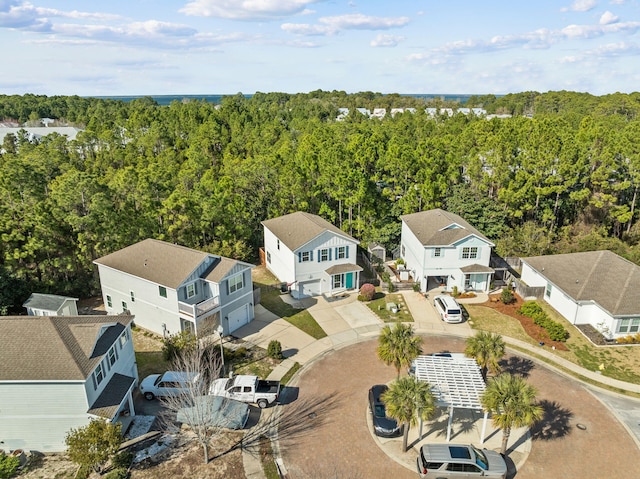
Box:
449;309;461;315
374;404;386;418
470;445;488;470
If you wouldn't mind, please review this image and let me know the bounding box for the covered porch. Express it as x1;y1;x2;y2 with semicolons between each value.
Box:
324;264;363;297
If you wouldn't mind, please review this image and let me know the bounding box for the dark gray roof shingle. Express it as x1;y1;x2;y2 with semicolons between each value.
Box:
522;250;640;316
0;315;133;381
88;373;136;418
262;212;357;251
401;209;492;246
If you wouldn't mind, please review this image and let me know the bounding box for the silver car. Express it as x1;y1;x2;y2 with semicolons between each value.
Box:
416;443;507;479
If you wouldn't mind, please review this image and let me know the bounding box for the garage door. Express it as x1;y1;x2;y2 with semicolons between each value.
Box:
227;304;250;333
299;280;321;298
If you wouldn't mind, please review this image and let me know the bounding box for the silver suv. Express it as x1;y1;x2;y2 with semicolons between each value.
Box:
416;443;507;479
433;295;463;323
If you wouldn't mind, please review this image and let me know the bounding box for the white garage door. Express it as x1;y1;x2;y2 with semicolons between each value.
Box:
298;280;321;298
228;304;250;333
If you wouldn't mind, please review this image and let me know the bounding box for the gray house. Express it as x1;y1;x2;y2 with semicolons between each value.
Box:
94;239;255;337
0;314;137;452
23;293;79;316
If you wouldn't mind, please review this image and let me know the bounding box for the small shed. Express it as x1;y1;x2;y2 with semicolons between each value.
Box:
23;293;79;316
368;243;386;262
413;355;488;443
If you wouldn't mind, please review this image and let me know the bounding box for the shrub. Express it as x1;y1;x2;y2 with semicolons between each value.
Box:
267;340;284;360
412;282;421;292
381;271;391;283
0;452;20;479
518;301;568;342
500;288;515;304
65;420;122;473
452;286;459;298
111;451;134;470
387;281;395;293
395;258;405;266
359;283;375;301
162;331;196;361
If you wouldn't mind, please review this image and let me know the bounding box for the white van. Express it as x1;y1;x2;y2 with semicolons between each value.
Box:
433;295;463;323
140;371;202;400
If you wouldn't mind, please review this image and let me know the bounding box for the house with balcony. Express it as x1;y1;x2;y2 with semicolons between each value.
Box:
521;250;640;340
400;209;495;293
262;211;362;299
0;314;137;452
94;239;255;337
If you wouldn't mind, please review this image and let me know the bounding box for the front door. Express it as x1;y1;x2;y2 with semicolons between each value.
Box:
345;272;353;289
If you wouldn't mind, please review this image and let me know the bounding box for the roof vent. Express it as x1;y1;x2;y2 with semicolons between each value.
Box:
144;259;148;267
575;279;579;283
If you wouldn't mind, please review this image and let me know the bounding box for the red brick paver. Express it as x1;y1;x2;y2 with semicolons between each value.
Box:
279;336;640;479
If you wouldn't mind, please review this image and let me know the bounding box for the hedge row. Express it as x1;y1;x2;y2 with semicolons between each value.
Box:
518;301;569;342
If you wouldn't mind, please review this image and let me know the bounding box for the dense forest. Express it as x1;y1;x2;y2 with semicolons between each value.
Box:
1;90;640;313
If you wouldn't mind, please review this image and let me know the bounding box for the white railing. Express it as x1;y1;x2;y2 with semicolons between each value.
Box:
178;295;220;318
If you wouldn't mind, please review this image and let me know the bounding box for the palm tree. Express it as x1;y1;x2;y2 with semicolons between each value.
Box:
382;376;436;452
464;331;505;381
481;373;544;455
377;323;422;378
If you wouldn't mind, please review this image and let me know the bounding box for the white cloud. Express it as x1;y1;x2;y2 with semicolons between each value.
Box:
282;13;409;36
599;11;618;24
180;0;323;20
564;0;597;12
370;34;404;47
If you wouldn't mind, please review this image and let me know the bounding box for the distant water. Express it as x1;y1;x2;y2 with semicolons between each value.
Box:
94;93;480;106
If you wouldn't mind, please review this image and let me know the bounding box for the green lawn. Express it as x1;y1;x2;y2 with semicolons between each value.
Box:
253;266;327;339
466;302;640;387
366;291;414;322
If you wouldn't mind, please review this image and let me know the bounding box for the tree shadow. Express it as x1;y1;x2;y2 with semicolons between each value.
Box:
224;393;342;459
499;356;535;378
530;399;573;441
411;407;479;447
278;386;299;405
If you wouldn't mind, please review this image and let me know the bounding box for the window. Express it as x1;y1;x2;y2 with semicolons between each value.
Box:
106;295;112;308
320;248;330;262
267;251;271;263
107;345;118;368
433;247;441;257
462;247;478;259
545;283;552;298
336;246;347;259
159;286;167;298
93;363;105;389
118;330;129;349
299;251;312;262
186;282;197;299
333;274;343;289
401;245;405;256
276;239;280;250
619;318;640;334
121;301;127;312
464;275;471;289
229;273;244;294
130;291;135;303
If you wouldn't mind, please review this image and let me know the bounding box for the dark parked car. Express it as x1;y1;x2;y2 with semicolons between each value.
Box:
368;384;402;437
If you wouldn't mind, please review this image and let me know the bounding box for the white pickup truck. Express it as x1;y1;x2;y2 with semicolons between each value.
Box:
209;374;280;408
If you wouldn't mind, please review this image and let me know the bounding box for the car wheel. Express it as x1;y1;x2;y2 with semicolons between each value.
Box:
257;399;268;409
144;392;155;401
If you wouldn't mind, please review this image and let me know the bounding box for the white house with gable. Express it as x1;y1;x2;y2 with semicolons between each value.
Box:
94;239;255;337
400;209;494;293
262;212;362;298
0;314;137;452
521;250;640;340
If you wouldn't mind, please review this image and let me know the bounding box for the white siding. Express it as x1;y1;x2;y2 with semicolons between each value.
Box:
97;264;182;336
264;227;296;284
400;221;427;289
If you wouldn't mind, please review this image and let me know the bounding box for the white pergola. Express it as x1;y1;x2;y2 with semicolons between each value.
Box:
413;355;489;443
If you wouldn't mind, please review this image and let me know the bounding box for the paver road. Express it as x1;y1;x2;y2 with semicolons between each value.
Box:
279;336;640;479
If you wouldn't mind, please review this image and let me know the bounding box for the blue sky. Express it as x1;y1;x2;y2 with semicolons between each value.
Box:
1;0;639;96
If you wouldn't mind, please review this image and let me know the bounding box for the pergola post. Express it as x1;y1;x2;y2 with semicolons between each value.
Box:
446;405;454;442
481;410;489;444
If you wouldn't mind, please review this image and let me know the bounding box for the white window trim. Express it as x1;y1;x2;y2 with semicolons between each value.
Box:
229;273;244;294
186;283;197;299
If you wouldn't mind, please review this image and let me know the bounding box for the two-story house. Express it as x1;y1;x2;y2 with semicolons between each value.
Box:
400;209;494;293
262;212;362;299
0;314;137;452
94;239;255;337
22;293;79;316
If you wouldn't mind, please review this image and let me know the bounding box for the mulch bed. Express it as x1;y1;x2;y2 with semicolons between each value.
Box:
484;294;569;351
